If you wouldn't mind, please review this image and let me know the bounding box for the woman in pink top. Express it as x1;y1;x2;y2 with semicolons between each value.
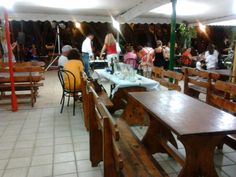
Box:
123;46;137;68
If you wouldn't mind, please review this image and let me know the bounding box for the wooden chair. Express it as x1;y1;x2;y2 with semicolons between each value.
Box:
182;67;220;103
89;86;165;177
208;80;236;150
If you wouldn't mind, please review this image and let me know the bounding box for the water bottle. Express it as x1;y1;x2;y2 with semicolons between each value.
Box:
111;58;114;74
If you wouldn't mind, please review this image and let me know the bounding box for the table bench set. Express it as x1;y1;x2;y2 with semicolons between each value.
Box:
0;61;45;107
80;66;236;177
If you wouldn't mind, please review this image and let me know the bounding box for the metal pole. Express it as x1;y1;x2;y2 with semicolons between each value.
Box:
45;24;61;71
57;25;61;55
169;0;177;71
4;9;18;111
232;42;236;83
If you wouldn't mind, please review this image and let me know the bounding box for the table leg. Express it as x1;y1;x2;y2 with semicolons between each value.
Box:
142;115;178;154
178;135;224;177
110;84;115;99
121;95;149;126
110;86;146;114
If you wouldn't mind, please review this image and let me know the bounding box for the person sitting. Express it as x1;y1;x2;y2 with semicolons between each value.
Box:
123;46;137;68
64;48;84;91
58;45;72;68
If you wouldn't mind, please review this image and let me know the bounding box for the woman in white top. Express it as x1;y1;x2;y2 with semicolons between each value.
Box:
205;44;218;70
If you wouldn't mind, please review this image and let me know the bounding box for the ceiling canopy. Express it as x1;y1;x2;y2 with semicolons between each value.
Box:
0;0;235;25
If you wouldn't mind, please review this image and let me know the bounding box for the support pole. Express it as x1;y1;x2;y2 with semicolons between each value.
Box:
4;9;18;111
232;42;236;83
57;25;61;55
169;0;177;71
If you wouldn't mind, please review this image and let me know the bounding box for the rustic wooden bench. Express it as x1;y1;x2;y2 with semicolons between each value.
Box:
182;67;219;103
0;66;44;107
208;80;236;150
151;66;163;82
1;61;46;68
156;70;183;91
81;74;113;130
88;86;165;177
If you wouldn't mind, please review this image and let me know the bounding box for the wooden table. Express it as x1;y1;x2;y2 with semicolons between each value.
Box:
123;91;236;177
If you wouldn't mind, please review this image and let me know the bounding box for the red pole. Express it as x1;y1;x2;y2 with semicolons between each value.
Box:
4;9;18;111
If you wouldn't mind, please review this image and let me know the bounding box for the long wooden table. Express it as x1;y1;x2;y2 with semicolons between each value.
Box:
123;91;236;177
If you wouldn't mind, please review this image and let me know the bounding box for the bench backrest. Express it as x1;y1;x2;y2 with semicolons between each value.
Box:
1;61;45;68
89;86;123;177
80;73;90;130
160;70;183;91
0;66;44;83
152;66;163;81
182;67;220;102
209;80;236;113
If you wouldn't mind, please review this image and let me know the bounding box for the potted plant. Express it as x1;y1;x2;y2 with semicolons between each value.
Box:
179;23;197;49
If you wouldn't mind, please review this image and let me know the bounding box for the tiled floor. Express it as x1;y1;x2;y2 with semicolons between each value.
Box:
0;70;235;177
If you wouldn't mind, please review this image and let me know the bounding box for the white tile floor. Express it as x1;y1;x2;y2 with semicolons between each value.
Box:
0;70;235;177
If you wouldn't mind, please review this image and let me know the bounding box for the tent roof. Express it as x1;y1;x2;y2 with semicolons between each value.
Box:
2;0;236;25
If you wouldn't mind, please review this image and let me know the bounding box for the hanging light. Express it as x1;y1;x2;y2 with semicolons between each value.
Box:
199;22;206;32
75;22;81;29
111;16;120;32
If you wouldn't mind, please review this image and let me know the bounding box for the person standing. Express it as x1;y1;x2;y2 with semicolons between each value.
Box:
58;45;72;68
81;33;94;76
1;34;17;63
205;44;218;70
100;33;121;63
153;40;167;68
137;43;155;78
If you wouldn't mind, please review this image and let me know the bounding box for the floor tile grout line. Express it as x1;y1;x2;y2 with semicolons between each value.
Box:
1;111;30;177
67;107;79;177
51;107;57;177
25;108;43;177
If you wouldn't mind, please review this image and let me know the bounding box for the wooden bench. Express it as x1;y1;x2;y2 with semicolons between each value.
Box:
208;80;236;150
182;67;219;103
151;66;163;81
152;67;183;91
88;86;165;177
1;61;46;68
0;66;44;107
80;74;113;130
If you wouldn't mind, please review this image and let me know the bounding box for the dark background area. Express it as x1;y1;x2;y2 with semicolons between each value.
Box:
8;20;235;61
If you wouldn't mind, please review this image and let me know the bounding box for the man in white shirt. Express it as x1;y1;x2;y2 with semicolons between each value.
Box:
58;45;72;68
81;33;94;76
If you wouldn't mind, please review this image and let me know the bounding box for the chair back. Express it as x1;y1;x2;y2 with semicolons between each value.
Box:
58;69;76;92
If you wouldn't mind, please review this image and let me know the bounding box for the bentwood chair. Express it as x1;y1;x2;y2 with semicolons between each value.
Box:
58;69;81;116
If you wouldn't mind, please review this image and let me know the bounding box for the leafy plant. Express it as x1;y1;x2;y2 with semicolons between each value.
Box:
179;23;197;48
0;23;4;39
